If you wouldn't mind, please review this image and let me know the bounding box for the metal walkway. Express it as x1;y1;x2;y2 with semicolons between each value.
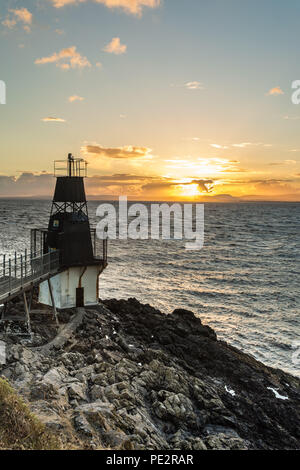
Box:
0;250;60;305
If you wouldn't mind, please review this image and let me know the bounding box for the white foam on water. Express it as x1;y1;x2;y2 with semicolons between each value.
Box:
225;385;236;397
267;387;289;401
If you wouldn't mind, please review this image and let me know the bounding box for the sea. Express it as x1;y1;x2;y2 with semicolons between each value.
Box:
0;199;299;378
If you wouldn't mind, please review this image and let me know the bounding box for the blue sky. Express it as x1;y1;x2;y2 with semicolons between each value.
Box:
0;0;300;200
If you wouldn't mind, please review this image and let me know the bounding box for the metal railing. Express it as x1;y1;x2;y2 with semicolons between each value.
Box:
54;157;87;178
90;229;108;263
31;228;108;265
0;250;60;302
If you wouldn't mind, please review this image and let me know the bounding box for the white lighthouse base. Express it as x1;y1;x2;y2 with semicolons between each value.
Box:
39;266;100;309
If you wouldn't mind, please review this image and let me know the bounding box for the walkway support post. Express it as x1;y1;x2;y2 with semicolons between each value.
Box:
47;278;59;326
23;292;32;336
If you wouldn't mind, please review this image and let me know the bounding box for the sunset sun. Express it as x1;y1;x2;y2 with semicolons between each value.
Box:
178;183;201;197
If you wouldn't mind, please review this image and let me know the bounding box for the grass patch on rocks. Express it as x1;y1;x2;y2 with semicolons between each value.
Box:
0;378;61;450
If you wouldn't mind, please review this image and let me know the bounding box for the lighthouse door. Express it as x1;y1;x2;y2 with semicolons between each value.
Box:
76;287;84;307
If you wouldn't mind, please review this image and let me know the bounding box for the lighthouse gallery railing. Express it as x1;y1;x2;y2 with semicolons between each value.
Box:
30;228;108;265
0;250;60;302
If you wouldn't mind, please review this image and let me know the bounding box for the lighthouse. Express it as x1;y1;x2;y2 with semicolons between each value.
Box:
38;154;108;309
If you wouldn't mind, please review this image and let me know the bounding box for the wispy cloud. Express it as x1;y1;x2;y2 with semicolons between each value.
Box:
2;8;32;33
210;144;229;149
35;46;91;70
185;81;204;90
267;86;284;96
69;95;84;102
103;37;127;55
42;117;66;122
232;142;253;148
269;160;297;166
2;18;17;29
82;143;153;159
164;157;245;175
49;0;160;16
211;142;272;149
283;115;300;120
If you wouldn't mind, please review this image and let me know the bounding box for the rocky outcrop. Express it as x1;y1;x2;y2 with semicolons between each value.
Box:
0;298;299;450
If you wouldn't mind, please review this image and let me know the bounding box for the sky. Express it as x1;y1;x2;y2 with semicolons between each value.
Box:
0;0;300;201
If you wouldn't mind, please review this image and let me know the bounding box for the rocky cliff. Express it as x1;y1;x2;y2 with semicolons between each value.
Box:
0;298;299;450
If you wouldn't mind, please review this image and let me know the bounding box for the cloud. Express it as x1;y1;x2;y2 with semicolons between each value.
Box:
210;144;229;150
49;0;160;15
0;172;159;198
164;157;246;175
232;142;253;148
232;142;272;148
42;117;66;122
103;37;127;55
267;86;284;96
84;174;216;198
189;180;214;193
269;160;297;166
1;172;299;200
283;115;300;120
0;173;55;197
141;178;214;194
35;46;91;70
82;144;153;159
185;81;204;90
69;95;84;102
2;18;17;29
2;8;32;32
12;8;32;24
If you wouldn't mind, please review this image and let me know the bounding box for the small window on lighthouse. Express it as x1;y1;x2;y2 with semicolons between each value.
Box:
53;220;59;228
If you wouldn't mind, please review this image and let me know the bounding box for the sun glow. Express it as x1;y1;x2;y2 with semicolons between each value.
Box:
178;183;201;197
164;158;241;178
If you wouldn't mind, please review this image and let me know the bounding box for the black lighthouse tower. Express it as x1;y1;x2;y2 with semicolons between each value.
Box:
47;153;95;267
36;153;108;309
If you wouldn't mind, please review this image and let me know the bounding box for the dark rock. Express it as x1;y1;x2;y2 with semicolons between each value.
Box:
1;297;299;450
